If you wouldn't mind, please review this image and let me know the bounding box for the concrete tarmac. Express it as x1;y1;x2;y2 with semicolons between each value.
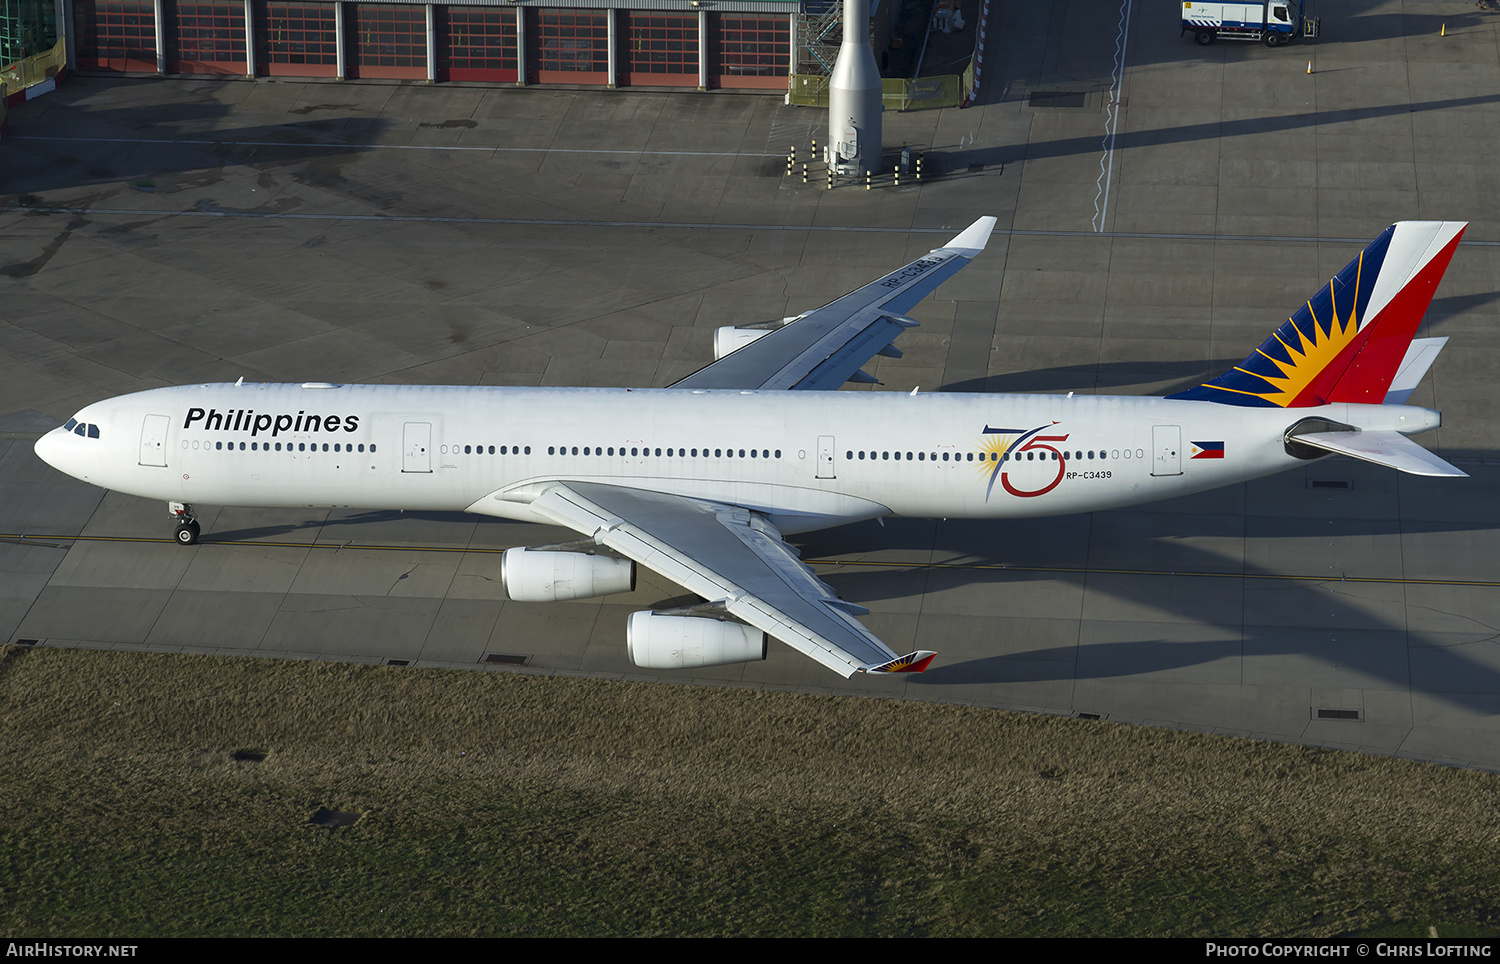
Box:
3;0;1499;769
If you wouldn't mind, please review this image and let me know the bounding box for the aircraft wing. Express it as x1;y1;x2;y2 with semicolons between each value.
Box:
670;217;997;391
491;481;934;678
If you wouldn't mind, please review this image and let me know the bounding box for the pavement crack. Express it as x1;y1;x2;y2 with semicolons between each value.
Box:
1406;603;1500;647
388;564;418;595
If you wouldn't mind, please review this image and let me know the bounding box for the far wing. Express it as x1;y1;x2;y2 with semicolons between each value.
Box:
487;481;934;677
671;216;997;391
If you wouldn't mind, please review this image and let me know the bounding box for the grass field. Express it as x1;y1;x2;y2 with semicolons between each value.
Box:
1;643;1497;937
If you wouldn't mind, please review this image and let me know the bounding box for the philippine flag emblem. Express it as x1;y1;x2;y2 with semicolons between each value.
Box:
1190;441;1225;460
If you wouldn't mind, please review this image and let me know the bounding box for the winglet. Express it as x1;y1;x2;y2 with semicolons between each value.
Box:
867;650;937;673
941;216;998;257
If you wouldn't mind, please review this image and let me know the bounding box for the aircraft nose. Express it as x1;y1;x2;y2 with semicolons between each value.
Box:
34;429;67;473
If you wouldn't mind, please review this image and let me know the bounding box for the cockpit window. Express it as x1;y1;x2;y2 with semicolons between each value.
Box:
63;418;100;439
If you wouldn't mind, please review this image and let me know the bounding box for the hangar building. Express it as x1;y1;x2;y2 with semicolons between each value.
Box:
65;0;797;89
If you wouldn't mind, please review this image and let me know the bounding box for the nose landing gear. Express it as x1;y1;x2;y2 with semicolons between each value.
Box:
170;502;200;545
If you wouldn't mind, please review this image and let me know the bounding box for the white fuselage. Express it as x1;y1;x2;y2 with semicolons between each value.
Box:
36;382;1442;535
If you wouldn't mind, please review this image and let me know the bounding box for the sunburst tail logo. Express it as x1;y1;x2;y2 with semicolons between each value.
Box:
1169;227;1393;407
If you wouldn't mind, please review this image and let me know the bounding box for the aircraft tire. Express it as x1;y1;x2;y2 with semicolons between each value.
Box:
175;521;200;545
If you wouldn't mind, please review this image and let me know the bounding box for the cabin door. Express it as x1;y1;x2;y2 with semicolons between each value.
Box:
1151;425;1182;477
139;414;169;467
816;435;836;479
403;422;432;473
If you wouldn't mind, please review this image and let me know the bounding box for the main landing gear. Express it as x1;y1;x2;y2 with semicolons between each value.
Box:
170;502;200;545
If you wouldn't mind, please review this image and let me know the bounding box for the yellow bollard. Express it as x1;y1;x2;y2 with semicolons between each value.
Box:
802;163;808;185
866;170;872;191
1441;23;1446;36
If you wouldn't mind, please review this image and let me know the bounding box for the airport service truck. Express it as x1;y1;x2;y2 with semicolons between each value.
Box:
1181;1;1319;46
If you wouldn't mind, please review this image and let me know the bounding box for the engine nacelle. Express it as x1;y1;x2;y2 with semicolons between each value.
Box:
626;612;768;670
500;548;635;602
713;326;774;360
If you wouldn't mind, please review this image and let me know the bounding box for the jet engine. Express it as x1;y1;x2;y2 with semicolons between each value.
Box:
626;612;768;670
712;317;802;361
500;547;635;602
713;327;773;360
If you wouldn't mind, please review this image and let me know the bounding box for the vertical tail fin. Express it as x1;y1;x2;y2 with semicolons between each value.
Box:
1170;221;1466;407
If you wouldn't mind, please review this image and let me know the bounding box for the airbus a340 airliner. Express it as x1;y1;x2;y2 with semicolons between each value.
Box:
35;217;1468;678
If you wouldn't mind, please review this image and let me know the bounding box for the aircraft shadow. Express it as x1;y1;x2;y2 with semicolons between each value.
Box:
798;502;1500;715
932;92;1500;173
1;90;393;199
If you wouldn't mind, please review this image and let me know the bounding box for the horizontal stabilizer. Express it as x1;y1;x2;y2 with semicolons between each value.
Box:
1294;430;1467;478
1383;337;1448;405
